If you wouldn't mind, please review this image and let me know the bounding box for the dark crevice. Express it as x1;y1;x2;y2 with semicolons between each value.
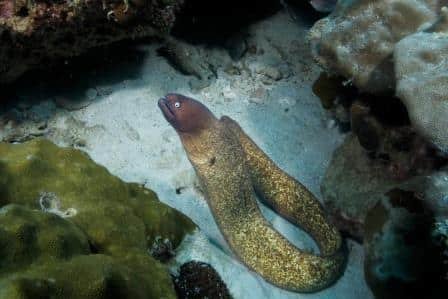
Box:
17;6;29;17
171;0;283;44
358;94;411;127
0;39;153;98
283;0;329;23
88;240;100;254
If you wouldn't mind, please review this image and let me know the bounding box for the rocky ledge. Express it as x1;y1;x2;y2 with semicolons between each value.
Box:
0;0;183;84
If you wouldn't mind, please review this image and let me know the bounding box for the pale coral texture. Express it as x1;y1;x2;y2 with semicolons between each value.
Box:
309;0;439;93
395;20;448;152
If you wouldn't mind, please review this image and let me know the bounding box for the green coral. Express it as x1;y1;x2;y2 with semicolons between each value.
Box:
0;139;196;299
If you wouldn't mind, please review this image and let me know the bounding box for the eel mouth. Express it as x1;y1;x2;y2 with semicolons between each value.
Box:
158;97;176;124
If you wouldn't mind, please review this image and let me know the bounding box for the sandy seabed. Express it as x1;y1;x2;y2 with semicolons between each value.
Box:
9;10;373;299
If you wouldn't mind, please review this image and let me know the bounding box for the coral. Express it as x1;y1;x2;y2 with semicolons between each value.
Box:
0;138;196;298
309;0;439;93
308;0;448;153
0;0;184;84
395;8;448;153
350;99;446;180
321;131;446;240
172;261;232;299
363;189;447;299
322;127;448;295
0;204;90;270
0;205;178;299
321;134;399;240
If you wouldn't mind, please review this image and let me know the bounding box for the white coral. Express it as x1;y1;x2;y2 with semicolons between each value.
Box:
309;0;439;93
395;9;448;152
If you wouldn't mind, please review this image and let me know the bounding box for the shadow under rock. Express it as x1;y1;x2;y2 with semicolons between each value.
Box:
0;39;154;109
284;0;329;24
171;0;282;45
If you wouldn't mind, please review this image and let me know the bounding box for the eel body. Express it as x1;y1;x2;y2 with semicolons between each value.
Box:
221;116;342;256
158;94;346;292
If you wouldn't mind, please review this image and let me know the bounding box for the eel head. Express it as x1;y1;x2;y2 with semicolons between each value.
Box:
158;93;216;133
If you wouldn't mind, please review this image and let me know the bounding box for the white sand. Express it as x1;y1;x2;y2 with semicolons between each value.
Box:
15;10;373;299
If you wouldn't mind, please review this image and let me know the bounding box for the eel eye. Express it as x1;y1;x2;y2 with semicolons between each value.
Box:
174;102;181;108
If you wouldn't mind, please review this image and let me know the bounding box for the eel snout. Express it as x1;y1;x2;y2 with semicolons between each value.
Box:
158;96;176;124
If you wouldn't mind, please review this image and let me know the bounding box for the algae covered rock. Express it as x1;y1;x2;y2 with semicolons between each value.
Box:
0;138;196;299
0;204;172;298
0;204;90;271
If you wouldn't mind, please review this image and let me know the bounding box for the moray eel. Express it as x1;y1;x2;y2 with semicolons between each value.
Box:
158;93;346;292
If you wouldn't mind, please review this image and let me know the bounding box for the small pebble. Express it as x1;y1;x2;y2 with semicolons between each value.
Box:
279;97;296;108
250;86;267;102
263;66;283;81
96;86;113;96
73;138;87;147
86;88;98;100
326;119;337;129
37;121;47;131
224;65;241;76
189;78;212;91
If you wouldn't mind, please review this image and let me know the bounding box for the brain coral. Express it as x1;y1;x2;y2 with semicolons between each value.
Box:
0;138;196;299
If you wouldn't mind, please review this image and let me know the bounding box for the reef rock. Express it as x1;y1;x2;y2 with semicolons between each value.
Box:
157;37;218;91
395;8;448;153
398;169;448;217
309;0;439;94
363;188;447;299
0;139;196;299
173;261;231;299
321;134;400;240
321;131;446;240
0;0;183;84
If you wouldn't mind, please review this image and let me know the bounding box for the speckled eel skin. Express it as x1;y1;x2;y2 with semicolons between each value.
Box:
158;93;346;292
